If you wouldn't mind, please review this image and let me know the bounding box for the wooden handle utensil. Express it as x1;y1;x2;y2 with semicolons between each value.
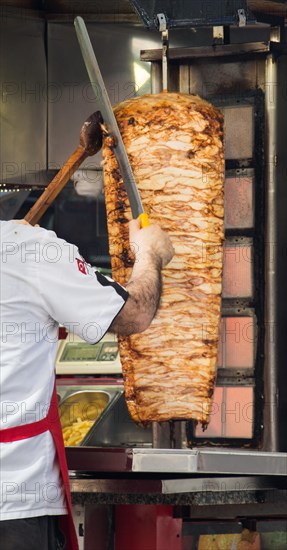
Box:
24;111;103;226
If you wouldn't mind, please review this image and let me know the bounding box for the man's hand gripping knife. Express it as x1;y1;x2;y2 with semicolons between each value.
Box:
110;219;174;336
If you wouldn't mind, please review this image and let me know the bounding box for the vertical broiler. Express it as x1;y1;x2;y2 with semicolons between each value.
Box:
115;0;287;458
69;4;287;544
2;4;286;544
75;16;226;427
56;0;287;468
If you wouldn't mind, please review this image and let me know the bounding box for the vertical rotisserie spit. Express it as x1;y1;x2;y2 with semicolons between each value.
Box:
103;92;224;425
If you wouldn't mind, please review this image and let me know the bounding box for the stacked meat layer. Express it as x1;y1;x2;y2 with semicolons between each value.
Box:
103;92;224;425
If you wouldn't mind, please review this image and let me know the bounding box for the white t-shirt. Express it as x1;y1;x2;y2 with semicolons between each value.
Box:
0;220;128;520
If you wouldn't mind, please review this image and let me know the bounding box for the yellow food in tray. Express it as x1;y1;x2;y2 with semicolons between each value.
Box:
59;391;109;446
62;418;95;446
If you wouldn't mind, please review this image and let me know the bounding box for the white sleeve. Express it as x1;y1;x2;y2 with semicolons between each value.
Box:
36;232;128;343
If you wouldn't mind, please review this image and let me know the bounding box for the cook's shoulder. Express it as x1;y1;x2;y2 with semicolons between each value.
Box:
1;220;58;242
0;221;77;263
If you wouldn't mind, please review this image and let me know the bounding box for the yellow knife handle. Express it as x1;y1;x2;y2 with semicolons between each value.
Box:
138;212;150;228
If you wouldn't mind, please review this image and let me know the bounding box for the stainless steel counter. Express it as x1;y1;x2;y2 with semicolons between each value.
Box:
67;447;287;476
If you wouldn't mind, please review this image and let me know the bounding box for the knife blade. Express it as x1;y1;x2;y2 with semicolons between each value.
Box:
74;16;149;227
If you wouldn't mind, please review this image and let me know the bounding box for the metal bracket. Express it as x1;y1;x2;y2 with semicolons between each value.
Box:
213;26;224;44
238;9;247;27
157;13;169;92
157;12;167;32
270;26;281;44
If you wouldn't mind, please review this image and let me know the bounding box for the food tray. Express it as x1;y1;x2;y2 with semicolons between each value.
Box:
82;392;153;448
59;390;115;446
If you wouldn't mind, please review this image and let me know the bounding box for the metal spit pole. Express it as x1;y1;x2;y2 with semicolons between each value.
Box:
151;12;177;451
152;422;183;449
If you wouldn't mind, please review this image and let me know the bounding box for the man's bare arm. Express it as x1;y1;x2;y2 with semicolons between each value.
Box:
12;218;173;336
109;220;174;336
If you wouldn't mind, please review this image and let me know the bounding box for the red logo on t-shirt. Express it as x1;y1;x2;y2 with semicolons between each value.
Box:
76;258;87;275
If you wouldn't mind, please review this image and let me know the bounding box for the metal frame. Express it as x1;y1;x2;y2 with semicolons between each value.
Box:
129;0;253;29
141;38;287;460
144;41;287;455
140;42;276;63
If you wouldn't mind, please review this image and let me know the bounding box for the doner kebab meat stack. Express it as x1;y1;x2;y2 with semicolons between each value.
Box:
103;92;224;426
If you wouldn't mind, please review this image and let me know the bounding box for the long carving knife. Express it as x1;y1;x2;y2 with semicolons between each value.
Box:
74;16;149;227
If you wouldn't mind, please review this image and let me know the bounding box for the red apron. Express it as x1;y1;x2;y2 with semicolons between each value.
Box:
0;378;79;550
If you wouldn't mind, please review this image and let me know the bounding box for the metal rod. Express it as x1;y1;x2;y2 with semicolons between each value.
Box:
157;13;169;92
263;52;279;451
152;422;171;449
152;422;182;449
221;319;227;437
162;28;169;92
151;63;162;95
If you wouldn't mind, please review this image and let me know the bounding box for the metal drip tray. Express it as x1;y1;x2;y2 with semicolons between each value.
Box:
83;393;153;448
57;385;152;448
59;390;114;446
